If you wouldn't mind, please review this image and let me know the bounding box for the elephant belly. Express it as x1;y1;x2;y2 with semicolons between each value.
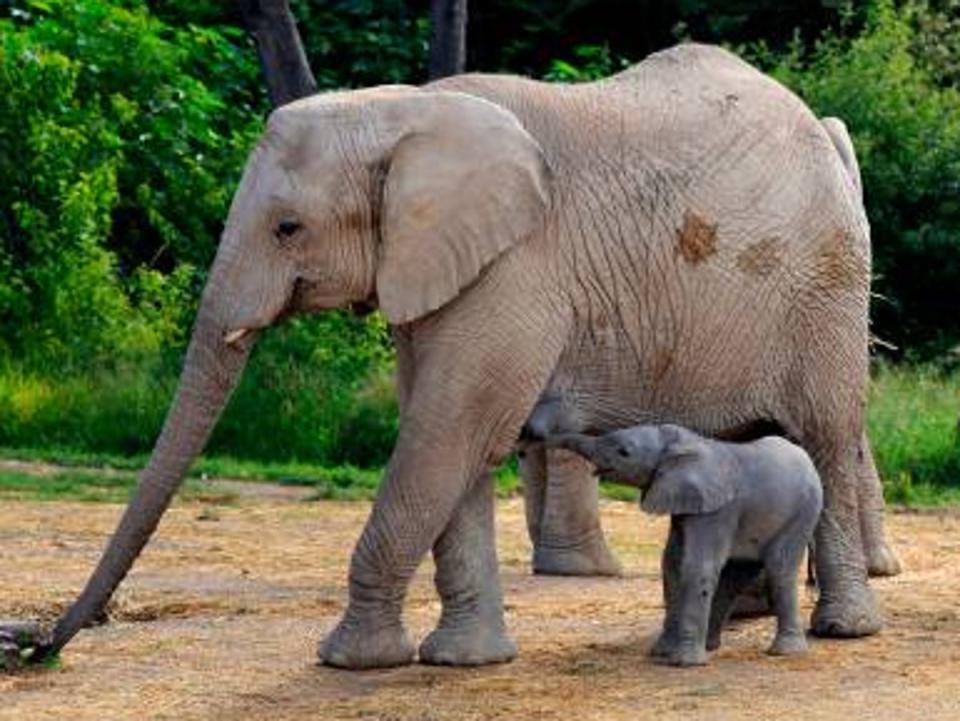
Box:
548;346;778;440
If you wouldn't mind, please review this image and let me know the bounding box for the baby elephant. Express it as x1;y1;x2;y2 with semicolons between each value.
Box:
549;424;822;666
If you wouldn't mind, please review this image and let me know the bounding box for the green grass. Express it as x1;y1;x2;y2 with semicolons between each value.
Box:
0;364;957;506
867;364;960;505
0;449;520;503
0;468;243;504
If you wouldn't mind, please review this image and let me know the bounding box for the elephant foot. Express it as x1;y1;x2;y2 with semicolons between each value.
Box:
865;541;902;578
648;631;676;658
418;622;517;666
767;632;808;656
532;540;623;577
319;618;415;669
811;585;882;638
654;644;708;668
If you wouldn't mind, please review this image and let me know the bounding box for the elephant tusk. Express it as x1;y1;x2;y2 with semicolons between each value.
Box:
223;328;253;346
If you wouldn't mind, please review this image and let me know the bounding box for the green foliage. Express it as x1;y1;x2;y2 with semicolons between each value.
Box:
544;44;628;82
291;0;430;88
472;0;867;78
0;311;398;466
0;0;264;365
911;0;960;88
0;1;398;467
211;312;396;464
760;1;960;357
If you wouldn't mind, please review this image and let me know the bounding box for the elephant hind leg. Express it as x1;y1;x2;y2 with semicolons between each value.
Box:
857;432;902;577
706;560;764;651
524;448;622;577
804;428;882;638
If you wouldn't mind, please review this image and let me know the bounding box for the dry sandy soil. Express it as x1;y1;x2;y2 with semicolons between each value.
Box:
2;488;960;721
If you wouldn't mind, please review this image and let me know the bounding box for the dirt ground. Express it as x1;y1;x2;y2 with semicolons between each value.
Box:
2;489;960;721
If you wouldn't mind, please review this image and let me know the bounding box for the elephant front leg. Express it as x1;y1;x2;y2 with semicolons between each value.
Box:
318;517;417;669
525;448;622;577
649;520;683;658
656;521;726;667
319;434;473;668
419;471;517;665
706;560;763;651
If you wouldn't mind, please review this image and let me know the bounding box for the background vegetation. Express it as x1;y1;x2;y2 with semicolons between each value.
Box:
0;0;958;499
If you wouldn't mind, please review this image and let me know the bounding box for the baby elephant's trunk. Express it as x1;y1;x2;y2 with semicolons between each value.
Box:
545;433;598;460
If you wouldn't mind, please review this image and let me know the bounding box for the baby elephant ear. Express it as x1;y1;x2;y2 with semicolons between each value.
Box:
640;440;736;516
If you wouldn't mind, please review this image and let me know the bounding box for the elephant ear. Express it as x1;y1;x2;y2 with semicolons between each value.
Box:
641;429;736;516
377;91;551;324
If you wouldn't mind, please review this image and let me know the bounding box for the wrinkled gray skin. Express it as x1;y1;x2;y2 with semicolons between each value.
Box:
526;114;898;583
11;44;894;670
551;426;823;666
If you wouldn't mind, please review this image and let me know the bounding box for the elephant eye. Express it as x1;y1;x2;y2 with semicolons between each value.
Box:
617;447;630;457
275;220;302;240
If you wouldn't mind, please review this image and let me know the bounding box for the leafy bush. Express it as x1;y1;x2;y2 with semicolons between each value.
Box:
544;44;628;82
0;1;399;467
291;0;430;88
912;0;960;88
211;312;395;464
0;0;264;364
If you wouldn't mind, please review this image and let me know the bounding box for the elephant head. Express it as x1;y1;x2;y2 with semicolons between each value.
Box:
548;424;736;515
37;87;551;658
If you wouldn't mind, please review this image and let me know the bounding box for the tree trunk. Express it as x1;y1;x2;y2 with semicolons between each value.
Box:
237;0;317;107
428;0;467;80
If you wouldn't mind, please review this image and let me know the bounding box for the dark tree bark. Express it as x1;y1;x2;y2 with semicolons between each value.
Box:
237;0;317;107
428;0;467;80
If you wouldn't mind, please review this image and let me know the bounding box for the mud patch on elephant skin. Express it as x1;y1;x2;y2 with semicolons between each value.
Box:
813;229;867;293
650;348;674;382
676;211;718;264
736;237;783;277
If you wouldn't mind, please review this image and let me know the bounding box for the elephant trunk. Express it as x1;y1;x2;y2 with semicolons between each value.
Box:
40;282;254;658
546;433;598;461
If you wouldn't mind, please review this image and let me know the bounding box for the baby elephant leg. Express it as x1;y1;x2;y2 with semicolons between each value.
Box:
650;521;683;658
706;560;764;651
763;519;814;656
657;519;729;667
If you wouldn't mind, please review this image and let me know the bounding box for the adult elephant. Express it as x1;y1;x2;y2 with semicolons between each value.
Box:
525;114;901;582
26;44;889;668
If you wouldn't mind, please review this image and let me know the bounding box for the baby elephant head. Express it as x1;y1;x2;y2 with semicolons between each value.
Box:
548;424;737;516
